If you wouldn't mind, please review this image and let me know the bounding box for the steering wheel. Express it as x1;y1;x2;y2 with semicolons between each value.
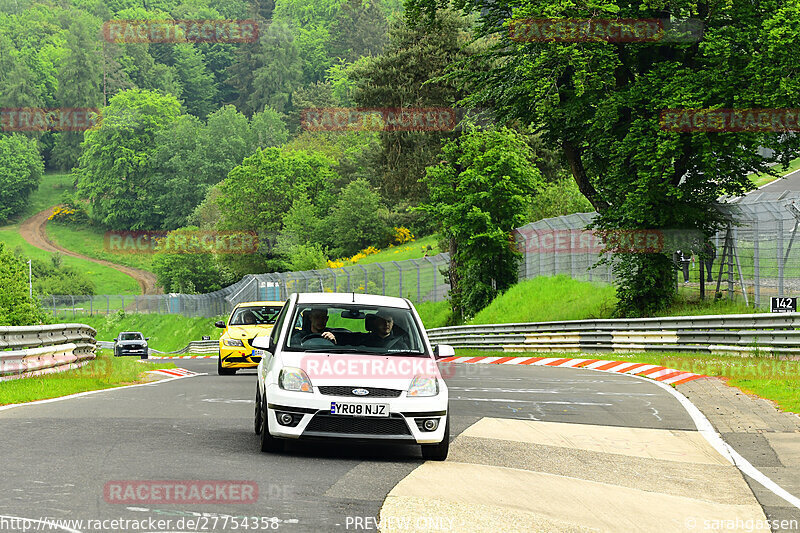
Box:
384;336;407;351
301;333;334;345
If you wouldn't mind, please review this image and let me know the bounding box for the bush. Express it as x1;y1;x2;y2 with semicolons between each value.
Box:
0;243;48;326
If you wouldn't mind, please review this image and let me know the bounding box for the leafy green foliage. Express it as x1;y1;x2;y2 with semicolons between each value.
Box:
75;89;182;230
419;128;542;319
0;134;44;223
406;0;800;316
348;10;477;204
151;227;233;293
29;253;96;296
324;178;390;256
0;242;48;326
529;179;593;222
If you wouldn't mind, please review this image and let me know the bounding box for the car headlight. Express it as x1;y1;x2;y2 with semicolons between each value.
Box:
223;338;244;347
408;376;438;397
279;367;313;393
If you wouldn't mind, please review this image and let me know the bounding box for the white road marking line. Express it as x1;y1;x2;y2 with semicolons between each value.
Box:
450;397;613;406
630;373;800;511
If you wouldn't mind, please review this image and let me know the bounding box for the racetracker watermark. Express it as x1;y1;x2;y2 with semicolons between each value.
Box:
301;107;461;132
660;108;800;132
104;230;259;255
508;18;703;43
299;354;442;380
103;19;258;43
104;481;258;504
661;358;800;380
0;107;100;132
513;228;704;254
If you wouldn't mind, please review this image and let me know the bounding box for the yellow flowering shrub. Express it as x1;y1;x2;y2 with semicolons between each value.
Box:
393;226;415;244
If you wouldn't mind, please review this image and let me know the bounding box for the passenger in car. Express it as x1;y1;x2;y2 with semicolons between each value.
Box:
363;311;408;350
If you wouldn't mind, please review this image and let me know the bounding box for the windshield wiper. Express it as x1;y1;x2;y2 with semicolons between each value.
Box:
383;351;428;357
302;348;364;353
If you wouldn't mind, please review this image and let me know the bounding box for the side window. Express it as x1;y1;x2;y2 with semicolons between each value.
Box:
269;305;289;347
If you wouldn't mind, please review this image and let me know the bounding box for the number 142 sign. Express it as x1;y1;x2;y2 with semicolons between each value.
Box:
771;297;797;313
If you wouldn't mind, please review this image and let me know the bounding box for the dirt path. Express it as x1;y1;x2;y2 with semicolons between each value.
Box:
19;208;161;295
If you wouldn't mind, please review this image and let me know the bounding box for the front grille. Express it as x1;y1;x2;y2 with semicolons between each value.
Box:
304;414;411;435
317;386;402;398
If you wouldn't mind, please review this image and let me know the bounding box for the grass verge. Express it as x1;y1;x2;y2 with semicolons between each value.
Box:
0;229;140;294
47;222;155;272
0;349;176;405
75;313;223;352
453;348;800;414
749;157;800;188
356;234;442;265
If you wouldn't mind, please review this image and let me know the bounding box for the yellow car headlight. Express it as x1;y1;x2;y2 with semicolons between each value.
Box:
223;338;244;347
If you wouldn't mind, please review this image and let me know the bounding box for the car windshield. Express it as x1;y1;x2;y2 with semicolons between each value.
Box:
119;333;143;340
284;304;426;355
229;305;283;326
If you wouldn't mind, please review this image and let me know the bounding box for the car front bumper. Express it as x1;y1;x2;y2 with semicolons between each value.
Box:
264;384;448;444
219;346;261;368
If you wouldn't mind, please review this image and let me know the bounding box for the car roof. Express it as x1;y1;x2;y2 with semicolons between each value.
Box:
234;301;284;307
294;292;411;309
119;331;143;335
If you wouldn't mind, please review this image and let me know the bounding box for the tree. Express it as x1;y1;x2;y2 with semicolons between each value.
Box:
226;23;303;115
75;89;182;230
151;114;204;229
250;105;289;148
173;43;219;119
218;147;339;235
419;128;542;319
347;11;477;204
0;134;44;223
325;179;389;256
151;227;231;293
328;0;388;63
51;13;104;170
407;0;800;316
0;243;47;326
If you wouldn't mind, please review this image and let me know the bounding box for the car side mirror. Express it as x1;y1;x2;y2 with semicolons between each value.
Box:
215;320;226;328
433;344;455;359
145;337;150;341
251;335;274;354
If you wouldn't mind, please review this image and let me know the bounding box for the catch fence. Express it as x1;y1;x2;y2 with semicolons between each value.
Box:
41;191;800;317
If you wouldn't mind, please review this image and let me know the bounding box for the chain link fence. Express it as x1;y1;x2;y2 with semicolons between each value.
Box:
514;191;800;309
41;192;800;318
43;254;452;319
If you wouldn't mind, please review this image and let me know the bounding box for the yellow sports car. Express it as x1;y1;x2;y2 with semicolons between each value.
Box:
215;301;284;375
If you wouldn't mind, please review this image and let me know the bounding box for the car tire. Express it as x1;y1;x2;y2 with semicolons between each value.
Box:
141;348;149;360
254;386;263;435
217;354;236;375
260;399;282;453
421;415;449;461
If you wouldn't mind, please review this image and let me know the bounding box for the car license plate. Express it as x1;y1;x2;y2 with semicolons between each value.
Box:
330;402;389;417
252;349;265;357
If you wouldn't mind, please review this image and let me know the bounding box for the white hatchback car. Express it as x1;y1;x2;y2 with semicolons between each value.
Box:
252;292;453;460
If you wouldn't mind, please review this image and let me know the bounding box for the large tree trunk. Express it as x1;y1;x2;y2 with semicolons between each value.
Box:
562;140;609;211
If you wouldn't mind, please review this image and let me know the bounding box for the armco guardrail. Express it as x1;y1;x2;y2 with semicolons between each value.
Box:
426;313;800;357
97;340;218;355
0;324;97;381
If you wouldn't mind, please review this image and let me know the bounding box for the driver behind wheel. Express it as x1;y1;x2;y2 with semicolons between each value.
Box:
294;307;337;344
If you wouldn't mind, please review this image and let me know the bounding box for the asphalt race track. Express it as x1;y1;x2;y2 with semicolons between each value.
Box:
0;360;774;532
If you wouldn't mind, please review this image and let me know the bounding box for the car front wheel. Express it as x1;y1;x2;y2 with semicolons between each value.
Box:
254;386;263;435
217;354;236;375
260;399;282;453
421;415;450;461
